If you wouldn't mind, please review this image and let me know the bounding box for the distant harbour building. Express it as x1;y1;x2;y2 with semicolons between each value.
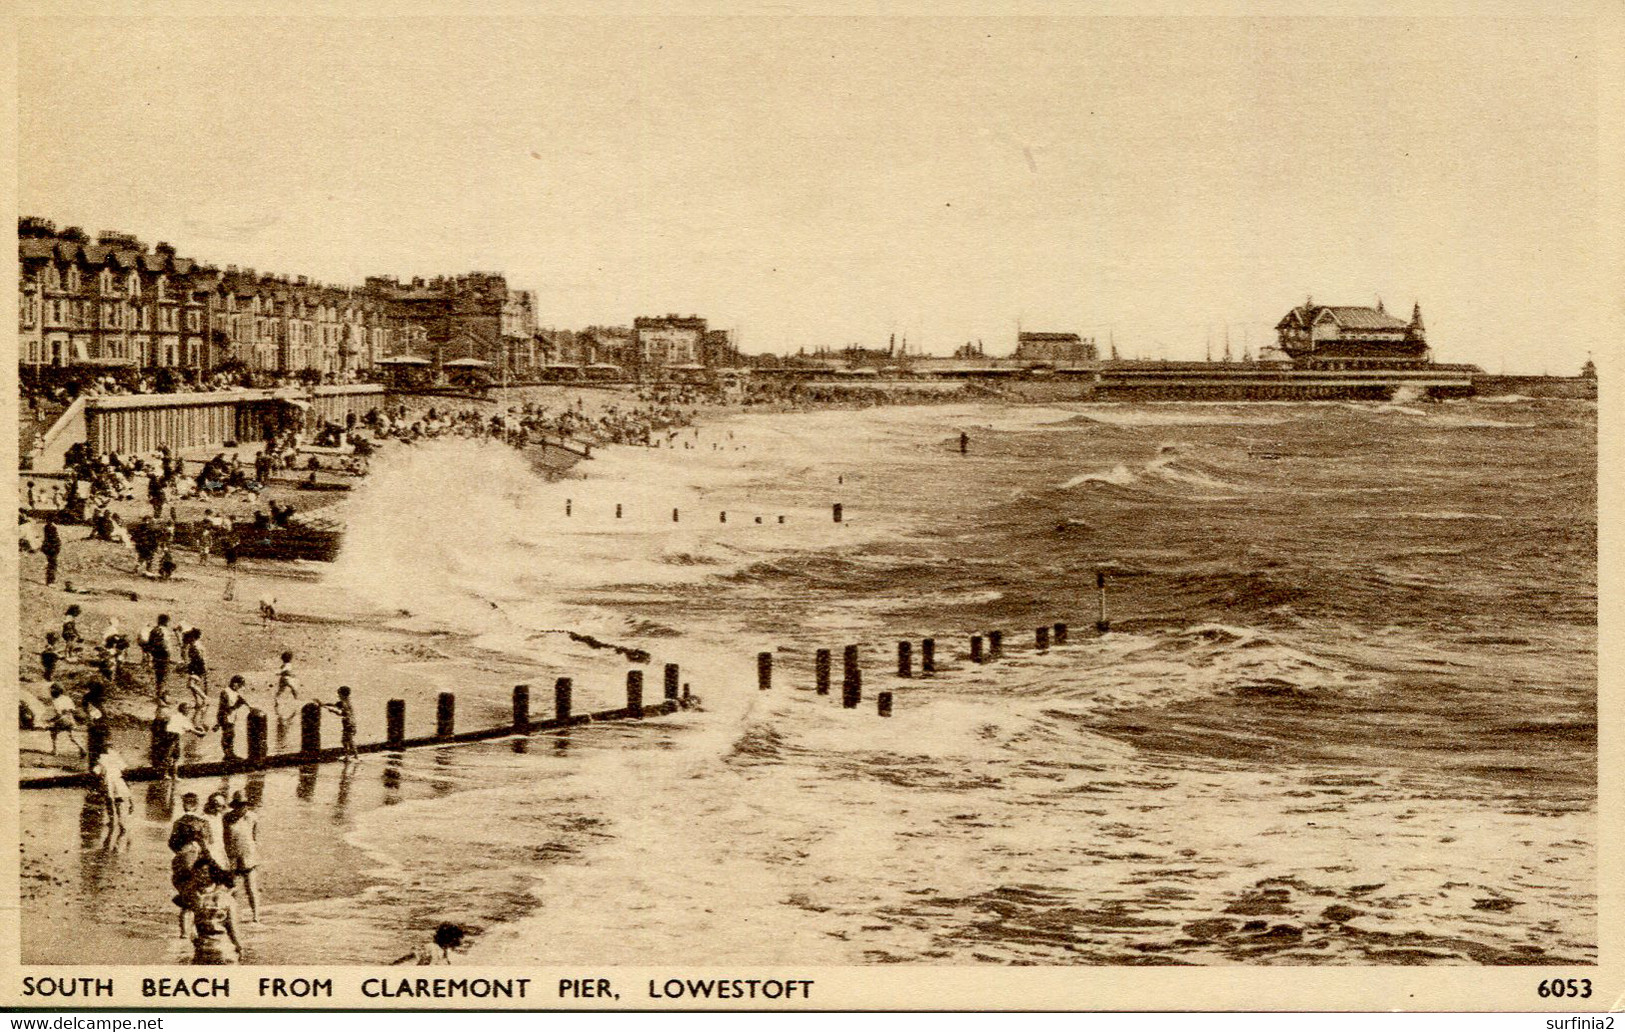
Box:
1273;297;1429;369
1013;331;1098;363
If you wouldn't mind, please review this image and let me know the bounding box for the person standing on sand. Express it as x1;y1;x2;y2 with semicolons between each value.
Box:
157;701;206;779
146;614;175;700
40;632;60;681
182;628;209;713
223;793;262;922
275;652;302;709
202;793;229;865
40;514;61;586
131;518;155;576
45;685;85;756
92;745;131;847
169;792;210;853
195;511;214;565
81;680;108;765
324;686;359;762
170;838;205;939
190;865;243;964
61;605;82;660
216;675;249;758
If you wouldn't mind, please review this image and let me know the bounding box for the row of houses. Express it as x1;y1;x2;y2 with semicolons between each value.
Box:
18;219;440;377
16;218;738;381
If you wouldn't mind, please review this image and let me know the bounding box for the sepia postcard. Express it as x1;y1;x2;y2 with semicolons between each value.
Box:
3;0;1620;1014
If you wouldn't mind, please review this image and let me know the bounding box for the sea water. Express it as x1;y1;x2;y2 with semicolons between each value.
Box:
21;398;1596;965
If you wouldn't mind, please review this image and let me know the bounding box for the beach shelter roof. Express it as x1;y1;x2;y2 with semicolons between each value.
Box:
376;355;432;366
442;358;492;368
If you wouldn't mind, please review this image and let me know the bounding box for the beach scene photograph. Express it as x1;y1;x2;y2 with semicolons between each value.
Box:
10;11;1601;979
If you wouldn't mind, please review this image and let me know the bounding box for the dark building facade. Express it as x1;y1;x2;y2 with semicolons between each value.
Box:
1013;331;1098;363
362;273;537;377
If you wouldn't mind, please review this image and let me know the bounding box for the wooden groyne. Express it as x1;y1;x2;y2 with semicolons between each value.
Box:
21;672;694;791
25;573;1124;786
762;572;1118;718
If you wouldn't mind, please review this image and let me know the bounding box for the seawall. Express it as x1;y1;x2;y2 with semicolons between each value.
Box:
1471;375;1596;400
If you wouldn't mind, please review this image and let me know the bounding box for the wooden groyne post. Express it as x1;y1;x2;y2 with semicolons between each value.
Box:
1036;625;1050;650
970;634;984;663
841;644;863;708
921;638;935;675
247;709;269;762
1054;622;1068;645
843;667;862;709
877;691;893;718
627;670;644;717
1096;570;1111;633
436;692;456;739
385;700;405;748
22;664;696;790
815;648;832;695
897;641;912;678
758;651;773;691
88;722;109;766
833;503;843;523
513;684;530;732
300;702;323;755
989;630;1004;659
664;663;680;703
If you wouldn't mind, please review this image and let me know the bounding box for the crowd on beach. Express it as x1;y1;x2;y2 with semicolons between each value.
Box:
21;588;371;963
17;386;733;964
368;391;705;450
737;377;987;409
20;363;372;414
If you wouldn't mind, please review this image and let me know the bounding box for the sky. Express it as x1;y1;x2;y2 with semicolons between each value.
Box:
16;15;1604;371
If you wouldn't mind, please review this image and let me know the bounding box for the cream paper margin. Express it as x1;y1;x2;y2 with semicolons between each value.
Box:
0;0;1619;1013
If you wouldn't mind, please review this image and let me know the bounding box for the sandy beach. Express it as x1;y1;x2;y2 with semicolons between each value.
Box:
17;382;920;962
18;384;721;776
